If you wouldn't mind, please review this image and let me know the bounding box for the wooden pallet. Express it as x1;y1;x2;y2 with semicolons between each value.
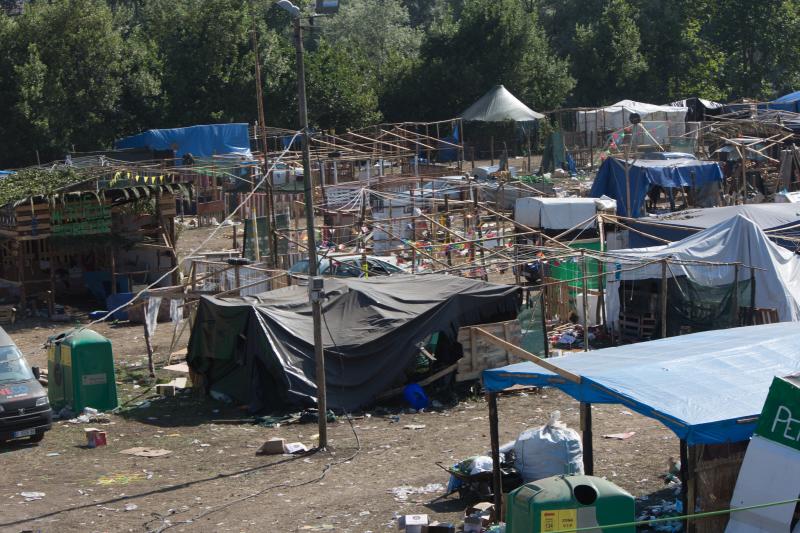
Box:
456;319;525;382
619;312;656;341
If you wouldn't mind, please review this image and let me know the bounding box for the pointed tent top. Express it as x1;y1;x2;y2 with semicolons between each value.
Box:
460;85;544;122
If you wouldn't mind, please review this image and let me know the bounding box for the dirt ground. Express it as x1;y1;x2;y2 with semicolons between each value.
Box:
0;225;679;532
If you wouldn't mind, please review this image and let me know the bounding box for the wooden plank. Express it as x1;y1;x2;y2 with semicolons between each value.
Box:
376;362;459;401
473;327;582;384
457;320;526;382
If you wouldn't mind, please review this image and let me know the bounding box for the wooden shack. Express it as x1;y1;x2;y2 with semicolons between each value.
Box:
0;179;187;312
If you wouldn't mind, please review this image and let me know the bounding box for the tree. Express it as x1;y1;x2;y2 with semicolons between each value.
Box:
570;0;647;105
0;0;129;164
319;0;421;85
304;40;382;129
135;0;292;127
384;0;574;120
703;0;800;99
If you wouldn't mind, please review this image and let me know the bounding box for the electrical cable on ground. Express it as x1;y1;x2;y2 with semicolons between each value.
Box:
145;414;361;533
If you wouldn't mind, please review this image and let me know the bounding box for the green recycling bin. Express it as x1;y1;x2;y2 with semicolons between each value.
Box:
47;329;118;413
506;475;635;533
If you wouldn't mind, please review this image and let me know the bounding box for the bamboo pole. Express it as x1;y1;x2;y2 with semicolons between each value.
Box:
660;260;668;338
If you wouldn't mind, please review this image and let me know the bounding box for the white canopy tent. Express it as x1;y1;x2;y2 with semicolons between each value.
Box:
576;100;689;146
602;215;800;328
460;85;544;122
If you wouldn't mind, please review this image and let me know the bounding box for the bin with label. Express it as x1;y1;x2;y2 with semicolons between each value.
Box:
506;474;634;533
47;329;117;412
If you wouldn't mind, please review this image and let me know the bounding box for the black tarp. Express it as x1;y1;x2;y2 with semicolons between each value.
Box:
187;274;520;411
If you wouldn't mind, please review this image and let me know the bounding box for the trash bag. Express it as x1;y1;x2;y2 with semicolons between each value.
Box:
513;411;584;482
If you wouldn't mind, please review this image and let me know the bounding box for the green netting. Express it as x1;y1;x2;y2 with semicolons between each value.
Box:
666;276;753;337
243;213;290;261
617;276;754;339
549;240;603;290
518;291;547;356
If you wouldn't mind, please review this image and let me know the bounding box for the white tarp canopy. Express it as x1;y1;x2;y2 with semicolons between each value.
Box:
515;196;617;230
460;85;544;122
603;215;800;327
576;99;688;146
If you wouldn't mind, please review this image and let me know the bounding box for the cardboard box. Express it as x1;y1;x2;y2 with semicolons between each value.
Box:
256;438;286;455
399;514;428;533
85;428;107;448
465;501;495;526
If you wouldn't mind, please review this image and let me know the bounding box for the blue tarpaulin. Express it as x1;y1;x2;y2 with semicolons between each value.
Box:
116;123;252;160
590;157;723;217
483;323;800;445
769;91;800;113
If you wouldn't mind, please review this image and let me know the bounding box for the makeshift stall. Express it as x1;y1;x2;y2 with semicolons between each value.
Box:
187;274;520;412
603;215;800;332
590;157;723;217
482;322;800;530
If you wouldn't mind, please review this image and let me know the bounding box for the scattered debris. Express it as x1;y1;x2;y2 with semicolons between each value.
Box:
388;483;444;501
603;431;636;440
156;377;188;397
96;472;147;485
119;447;172;458
403;424;426;430
399;514;428;532
256;438;308;455
85;428;108;448
20;491;45;501
124;503;138;512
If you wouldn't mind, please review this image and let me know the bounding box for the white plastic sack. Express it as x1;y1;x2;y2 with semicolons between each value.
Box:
513;411;584;482
468;456;494;475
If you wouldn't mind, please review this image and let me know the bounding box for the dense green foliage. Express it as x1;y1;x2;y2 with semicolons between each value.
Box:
2;0;800;167
0;168;87;205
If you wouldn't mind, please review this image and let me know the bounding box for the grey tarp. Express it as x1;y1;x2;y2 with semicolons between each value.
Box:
460;85;544;122
187;274;520;411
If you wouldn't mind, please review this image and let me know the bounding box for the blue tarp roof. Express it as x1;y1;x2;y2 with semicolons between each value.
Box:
590;157;723;217
116;123;252;159
773;91;800;103
483;323;800;445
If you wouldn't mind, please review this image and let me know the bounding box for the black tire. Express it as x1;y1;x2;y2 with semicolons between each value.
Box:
28;432;45;443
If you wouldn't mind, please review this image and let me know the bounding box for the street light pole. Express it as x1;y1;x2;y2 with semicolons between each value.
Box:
294;16;327;449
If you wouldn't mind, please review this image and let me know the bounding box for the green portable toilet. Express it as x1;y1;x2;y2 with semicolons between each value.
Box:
47;329;118;412
506;475;635;533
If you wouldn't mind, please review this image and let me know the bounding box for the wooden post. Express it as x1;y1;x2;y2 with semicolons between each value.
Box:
48;250;56;317
143;312;156;378
580;402;594;475
475;198;486;281
750;266;756;325
741;149;747;204
732;263;740;326
444;195;453;267
540;290;549;357
487;392;503;518
580;250;589;351
110;245;117;295
234;264;241;295
232;222;238;250
410;189;416;274
490;135;495;166
680;440;696;532
660;259;668;338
